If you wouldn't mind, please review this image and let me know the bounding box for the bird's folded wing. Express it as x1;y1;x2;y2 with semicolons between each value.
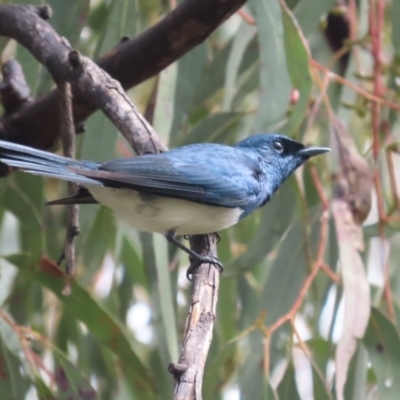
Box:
71;153;259;208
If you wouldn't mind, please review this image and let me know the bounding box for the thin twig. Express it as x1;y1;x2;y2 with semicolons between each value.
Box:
236;8;400;112
309;60;400;112
369;0;395;321
57;81;79;294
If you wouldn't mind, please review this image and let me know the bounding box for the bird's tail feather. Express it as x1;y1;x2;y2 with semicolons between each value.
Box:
0;140;101;187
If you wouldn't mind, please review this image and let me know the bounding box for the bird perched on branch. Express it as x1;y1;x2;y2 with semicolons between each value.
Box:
0;134;329;277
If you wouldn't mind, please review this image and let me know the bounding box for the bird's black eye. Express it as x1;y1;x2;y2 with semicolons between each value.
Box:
272;140;284;154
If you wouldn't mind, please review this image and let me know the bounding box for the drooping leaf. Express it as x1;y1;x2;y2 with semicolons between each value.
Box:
6;255;157;399
277;360;301;400
280;0;313;135
222;21;256;112
262;207;321;327
332;199;370;400
249;0;292;131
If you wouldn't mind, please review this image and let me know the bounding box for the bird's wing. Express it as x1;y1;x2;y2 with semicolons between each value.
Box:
72;148;261;208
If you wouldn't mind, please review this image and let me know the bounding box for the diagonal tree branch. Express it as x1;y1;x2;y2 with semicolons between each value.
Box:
0;0;247;150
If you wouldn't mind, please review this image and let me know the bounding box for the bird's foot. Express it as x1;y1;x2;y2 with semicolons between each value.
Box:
186;254;223;281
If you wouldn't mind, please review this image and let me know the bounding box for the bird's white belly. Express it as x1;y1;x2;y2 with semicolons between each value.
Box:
88;186;242;235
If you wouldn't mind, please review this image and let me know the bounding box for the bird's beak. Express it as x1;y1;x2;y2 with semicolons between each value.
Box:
298;146;331;158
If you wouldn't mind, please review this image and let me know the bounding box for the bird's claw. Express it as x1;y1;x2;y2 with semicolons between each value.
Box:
186;255;223;281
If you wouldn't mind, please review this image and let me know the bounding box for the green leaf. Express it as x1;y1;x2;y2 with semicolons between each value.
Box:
239;332;278;400
152;234;179;362
363;307;400;400
228;180;296;276
76;112;119;248
35;0;89;96
0;336;30;399
195;36;259;106
169;43;208;143
294;0;336;37
177;112;245;146
309;338;334;400
94;0;140;57
392;0;400;53
277;360;301;400
53;347;97;400
0;313;56;398
250;0;292;131
6;255;157;399
280;0;313;135
119;235;148;289
0;174;45;264
262;207;320;326
140;232;175;395
222;21;256;111
82;206;116;282
344;343;368;400
153;63;178;145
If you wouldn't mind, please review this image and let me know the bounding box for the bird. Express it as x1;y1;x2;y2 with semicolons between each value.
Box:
0;134;330;278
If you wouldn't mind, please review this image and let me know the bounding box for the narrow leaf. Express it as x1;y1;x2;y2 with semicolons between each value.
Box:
280;0;313;135
250;0;292;130
222;21;256;111
6;255;157;399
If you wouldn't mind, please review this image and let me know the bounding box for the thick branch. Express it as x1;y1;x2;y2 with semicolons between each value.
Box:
0;0;246;150
0;4;165;154
169;234;220;400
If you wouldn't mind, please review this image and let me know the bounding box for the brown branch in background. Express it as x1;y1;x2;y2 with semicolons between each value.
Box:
57;81;79;294
0;0;246;150
309;60;400;111
369;0;395;321
237;8;400;112
169;234;220;400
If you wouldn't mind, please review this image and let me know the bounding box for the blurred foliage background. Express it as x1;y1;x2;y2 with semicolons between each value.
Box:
0;0;400;399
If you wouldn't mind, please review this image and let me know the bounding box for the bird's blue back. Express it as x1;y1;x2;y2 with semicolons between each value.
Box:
102;142;265;216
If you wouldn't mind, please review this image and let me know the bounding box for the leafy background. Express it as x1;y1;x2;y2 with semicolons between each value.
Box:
0;0;399;399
